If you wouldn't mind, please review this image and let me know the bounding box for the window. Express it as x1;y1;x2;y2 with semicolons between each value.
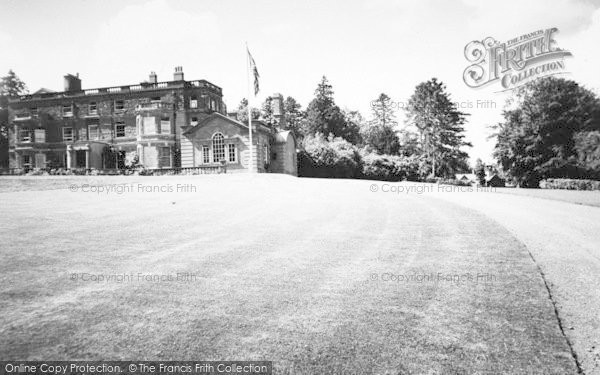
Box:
30;107;38;116
89;102;97;115
212;133;225;162
35;154;46;168
151;96;161;102
19;129;32;142
160;116;170;134
190;95;198;109
264;144;270;164
114;100;124;111
158;147;170;168
88;123;99;140
62;104;73;116
34;129;46;143
191;117;198;126
228;144;236;163
143;116;156;135
22;155;31;168
210;99;216;111
202;146;210;164
115;122;126;137
62;127;73;141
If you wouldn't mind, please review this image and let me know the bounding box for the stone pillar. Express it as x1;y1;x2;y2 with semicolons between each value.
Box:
85;147;90;169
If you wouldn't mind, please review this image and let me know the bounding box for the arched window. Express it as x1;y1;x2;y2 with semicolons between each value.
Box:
212;133;225;162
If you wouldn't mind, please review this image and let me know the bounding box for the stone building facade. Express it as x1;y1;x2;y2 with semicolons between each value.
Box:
7;68;297;175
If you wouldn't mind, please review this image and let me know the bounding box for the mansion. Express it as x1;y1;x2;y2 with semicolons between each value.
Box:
7;67;297;175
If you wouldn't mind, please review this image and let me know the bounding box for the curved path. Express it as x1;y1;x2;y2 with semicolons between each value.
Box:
0;175;592;374
424;184;600;375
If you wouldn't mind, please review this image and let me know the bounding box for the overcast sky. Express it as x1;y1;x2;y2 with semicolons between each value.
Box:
1;0;599;163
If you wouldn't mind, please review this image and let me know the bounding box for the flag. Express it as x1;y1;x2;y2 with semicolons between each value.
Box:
247;48;260;96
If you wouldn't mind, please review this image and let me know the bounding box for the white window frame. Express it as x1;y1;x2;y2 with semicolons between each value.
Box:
158;147;170;168
264;143;270;164
228;143;237;163
22;155;32;168
34;129;46;143
88;124;99;140
62;127;73;142
212;133;225;163
114;100;125;111
190;95;198;109
89;102;98;115
202;146;210;164
19;129;32;143
62;104;73;117
142;116;156;135
115;122;126;138
160;116;170;134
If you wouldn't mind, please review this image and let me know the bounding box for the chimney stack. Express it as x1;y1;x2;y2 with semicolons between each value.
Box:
174;66;184;81
149;71;157;84
271;93;286;129
64;73;82;92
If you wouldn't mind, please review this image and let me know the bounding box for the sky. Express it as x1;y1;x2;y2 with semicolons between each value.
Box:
1;0;599;163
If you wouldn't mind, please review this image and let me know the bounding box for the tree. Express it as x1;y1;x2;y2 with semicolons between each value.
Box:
236;98;260;123
0;70;28;107
406;78;471;178
283;96;305;136
493;77;600;187
261;96;276;127
341;109;363;145
474;158;486;185
0;70;28;168
362;93;401;155
303;76;350;141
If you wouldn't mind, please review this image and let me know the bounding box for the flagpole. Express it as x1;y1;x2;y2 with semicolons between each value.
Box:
246;43;254;173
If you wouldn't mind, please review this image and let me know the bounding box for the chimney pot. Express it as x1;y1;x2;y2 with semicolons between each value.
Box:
149;71;157;84
174;66;184;81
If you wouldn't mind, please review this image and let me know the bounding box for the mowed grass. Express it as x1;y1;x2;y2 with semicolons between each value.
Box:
0;175;578;374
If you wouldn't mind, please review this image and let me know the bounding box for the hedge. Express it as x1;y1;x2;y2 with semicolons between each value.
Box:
539;178;600;190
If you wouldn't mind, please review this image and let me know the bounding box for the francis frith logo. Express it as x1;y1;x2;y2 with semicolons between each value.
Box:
463;27;572;90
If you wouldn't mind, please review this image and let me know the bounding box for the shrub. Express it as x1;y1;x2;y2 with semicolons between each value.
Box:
540;178;600;190
361;153;420;182
299;134;362;178
439;178;472;187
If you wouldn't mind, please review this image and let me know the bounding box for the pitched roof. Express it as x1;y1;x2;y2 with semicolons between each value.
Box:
183;112;271;136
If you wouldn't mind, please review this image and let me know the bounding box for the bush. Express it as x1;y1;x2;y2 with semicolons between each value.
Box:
361;153;420;182
540;178;600;190
439;178;472;187
299;134;362;178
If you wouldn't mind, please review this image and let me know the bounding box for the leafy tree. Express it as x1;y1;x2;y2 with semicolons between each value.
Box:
341;109;363;145
493;77;600;187
406;78;471;178
260;96;276;127
362;93;401;155
0;70;28;107
283;96;305;136
474;158;486;185
574;131;600;176
0;70;28;168
236;98;260;123
303;76;350;141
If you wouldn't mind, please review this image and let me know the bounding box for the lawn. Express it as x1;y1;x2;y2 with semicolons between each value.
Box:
0;175;578;374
